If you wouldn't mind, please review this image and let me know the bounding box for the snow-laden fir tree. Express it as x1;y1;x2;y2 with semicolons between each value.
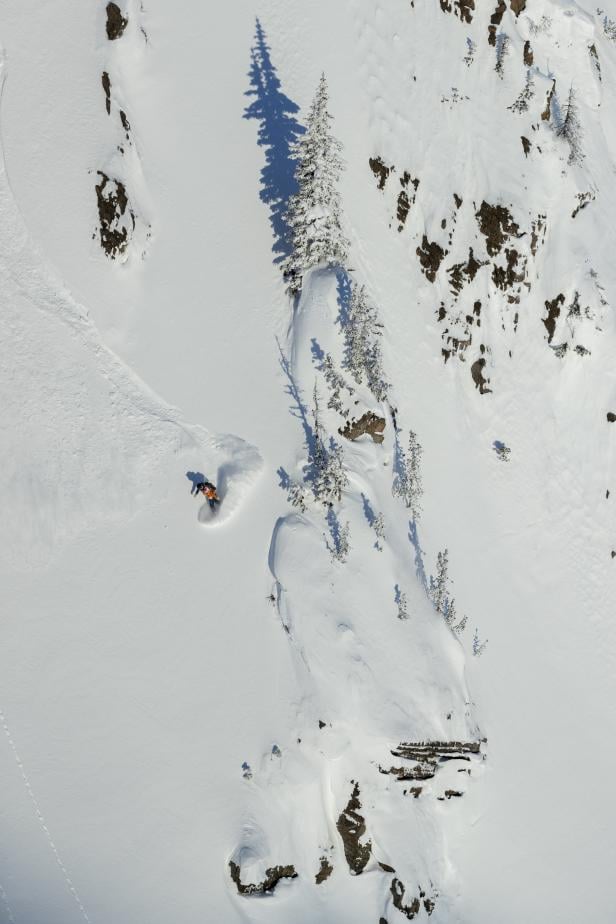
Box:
557;86;584;165
345;283;389;402
310;383;348;505
428;548;468;633
282;74;349;294
472;628;489;657
430;549;451;617
372;512;385;551
320;352;353;415
392;430;423;519
326;509;350;563
395;585;408;620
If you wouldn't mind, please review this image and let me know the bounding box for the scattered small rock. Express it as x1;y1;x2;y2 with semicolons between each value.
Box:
607;412;616;422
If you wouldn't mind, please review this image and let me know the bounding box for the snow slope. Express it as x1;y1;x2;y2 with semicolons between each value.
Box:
1;0;616;922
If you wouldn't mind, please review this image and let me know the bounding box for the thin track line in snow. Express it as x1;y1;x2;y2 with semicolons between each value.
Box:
0;879;16;924
0;708;92;924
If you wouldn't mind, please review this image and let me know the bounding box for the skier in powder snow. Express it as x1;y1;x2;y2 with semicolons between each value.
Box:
194;481;220;508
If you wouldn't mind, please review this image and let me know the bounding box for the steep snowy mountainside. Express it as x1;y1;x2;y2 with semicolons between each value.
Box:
1;0;616;922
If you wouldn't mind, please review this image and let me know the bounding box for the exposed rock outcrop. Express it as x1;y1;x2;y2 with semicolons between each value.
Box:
336;782;372;875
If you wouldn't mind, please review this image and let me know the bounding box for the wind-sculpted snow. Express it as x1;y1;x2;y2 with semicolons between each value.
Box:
0;56;261;567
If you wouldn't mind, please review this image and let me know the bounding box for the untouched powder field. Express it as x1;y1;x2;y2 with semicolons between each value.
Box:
1;1;616;922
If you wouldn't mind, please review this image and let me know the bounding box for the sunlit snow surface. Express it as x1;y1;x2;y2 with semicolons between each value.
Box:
1;1;616;922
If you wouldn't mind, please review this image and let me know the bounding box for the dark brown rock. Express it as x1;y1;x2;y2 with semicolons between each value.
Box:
339;412;386;444
543;294;565;343
101;71;111;115
229;860;297;895
315;857;333;884
106;2;128;40
523;40;534;66
471;357;492;394
336;782;372;875
391;878;422;920
369;156;393;191
475;201;521;256
542;80;555;121
488;0;506;44
416;235;446;282
95;171;134;259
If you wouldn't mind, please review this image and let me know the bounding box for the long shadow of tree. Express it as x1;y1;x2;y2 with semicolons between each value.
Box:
244;19;304;262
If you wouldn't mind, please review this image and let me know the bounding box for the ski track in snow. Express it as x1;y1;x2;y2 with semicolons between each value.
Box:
0;879;17;924
0;707;91;924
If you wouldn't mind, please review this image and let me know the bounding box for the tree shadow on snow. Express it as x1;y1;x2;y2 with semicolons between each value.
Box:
336;267;353;328
243;18;304;262
408;519;428;591
276;338;315;456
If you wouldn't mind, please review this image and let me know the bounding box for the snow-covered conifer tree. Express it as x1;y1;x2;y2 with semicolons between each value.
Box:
311;384;348;505
557;86;584;165
320;352;353;415
282;74;349;294
430;549;450;616
392;429;423;518
345;283;389;402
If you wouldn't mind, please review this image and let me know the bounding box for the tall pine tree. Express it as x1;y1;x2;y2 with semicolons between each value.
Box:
282;74;349;294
